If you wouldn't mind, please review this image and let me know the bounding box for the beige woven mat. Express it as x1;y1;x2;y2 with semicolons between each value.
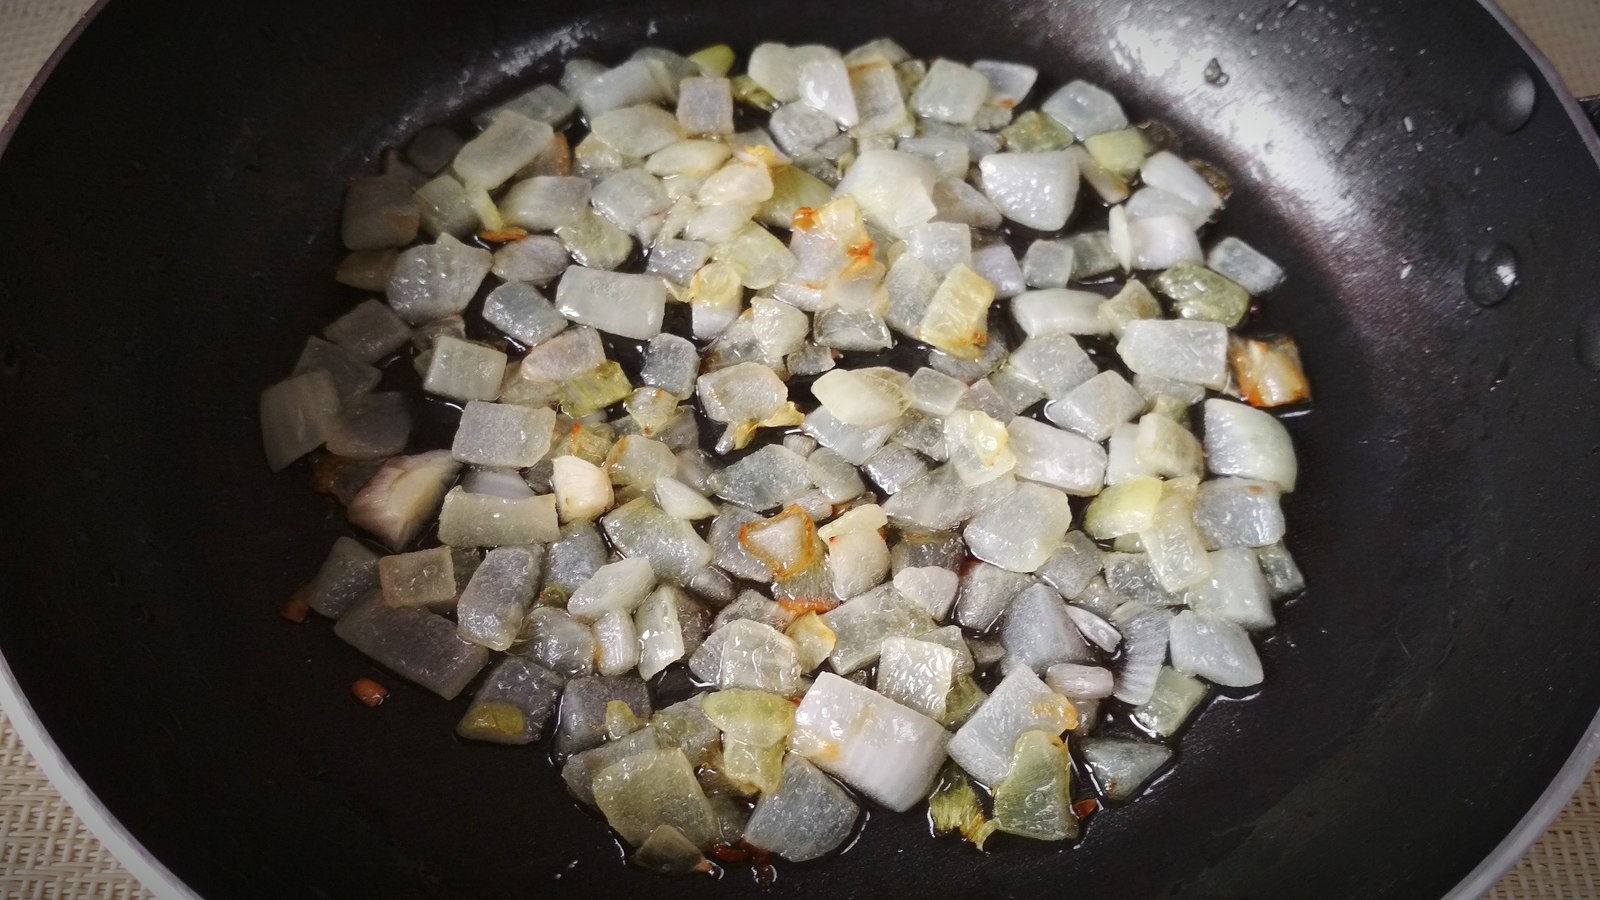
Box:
2;1;1600;897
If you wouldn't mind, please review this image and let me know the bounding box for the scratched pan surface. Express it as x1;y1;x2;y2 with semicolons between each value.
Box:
2;0;1599;897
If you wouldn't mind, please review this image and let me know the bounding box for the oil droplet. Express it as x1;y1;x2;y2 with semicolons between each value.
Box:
1485;68;1536;134
1204;59;1230;86
1465;242;1518;307
1574;309;1600;372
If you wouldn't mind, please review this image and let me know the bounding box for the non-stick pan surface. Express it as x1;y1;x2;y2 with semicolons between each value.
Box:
3;1;1599;897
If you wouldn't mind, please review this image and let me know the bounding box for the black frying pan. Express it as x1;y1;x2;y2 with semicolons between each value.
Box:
3;1;1599;897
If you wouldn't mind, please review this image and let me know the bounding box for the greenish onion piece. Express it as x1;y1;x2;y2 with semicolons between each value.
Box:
927;764;999;849
1152;262;1251;327
991;730;1078;841
701;688;797;746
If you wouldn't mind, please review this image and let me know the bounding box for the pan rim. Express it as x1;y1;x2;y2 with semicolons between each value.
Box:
1440;4;1600;897
0;10;201;898
0;653;199;899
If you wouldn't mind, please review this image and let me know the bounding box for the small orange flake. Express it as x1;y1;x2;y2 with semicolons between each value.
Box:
778;597;839;616
1073;798;1100;819
309;452;355;495
548;133;572;176
479;227;529;243
749;846;775;888
280;585;311;623
351;678;389;708
709;843;750;864
791;207;820;231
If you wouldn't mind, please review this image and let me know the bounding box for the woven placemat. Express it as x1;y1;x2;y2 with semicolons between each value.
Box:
1;2;1598;897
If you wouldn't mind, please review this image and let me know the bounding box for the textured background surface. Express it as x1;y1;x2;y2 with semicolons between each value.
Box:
1;1;1598;897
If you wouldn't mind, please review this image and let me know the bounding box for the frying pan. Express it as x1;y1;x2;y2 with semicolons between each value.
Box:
3;0;1599;897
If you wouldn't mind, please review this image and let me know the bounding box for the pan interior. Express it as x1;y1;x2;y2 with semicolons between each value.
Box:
1;0;1598;897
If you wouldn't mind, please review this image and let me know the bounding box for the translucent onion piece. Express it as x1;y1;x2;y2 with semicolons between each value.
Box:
965;484;1073;573
347;451;461;550
947;666;1077;786
1109;601;1175;706
789;672;950;811
334;593;489;705
1140;151;1223;218
978;150;1077;232
992;731;1077;841
592;748;720;850
743;755;861;861
1128;666;1208;738
1229;335;1312;408
1000;584;1093;672
832;149;938;237
1117;319;1229;390
928;765;1000;849
555;267;667;340
1169;610;1263;688
1080;737;1173;803
1202;399;1299;491
876;635;958;719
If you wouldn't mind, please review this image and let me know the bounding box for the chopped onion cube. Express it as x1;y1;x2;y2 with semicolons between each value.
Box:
1169;610;1264;687
978;150;1077;231
947;667;1077;786
334;592;489;700
1080;737;1172;802
1140;151;1223;218
1185;547;1275;630
910;59;991;125
555;267;667;340
347;451;461;550
1207;236;1285;295
790;672;949;811
1041;80;1128;139
260;371;341;472
1229;335;1312;408
992;731;1077;841
743;756;860;861
453;111;554;190
1117;319;1230;390
833;149;938;237
1202;399;1298;491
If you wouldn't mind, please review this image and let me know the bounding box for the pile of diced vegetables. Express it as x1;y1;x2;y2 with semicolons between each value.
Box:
261;35;1311;876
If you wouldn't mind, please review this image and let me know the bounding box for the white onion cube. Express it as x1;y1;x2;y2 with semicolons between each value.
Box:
1169;610;1263;687
1041;80;1128;139
452;111;554;190
451;402;555;469
1007;416;1107;496
260;370;340;471
1185;547;1274;630
965;483;1072;573
387;234;493;324
677;76;734;136
789;672;949;811
1045;371;1146;442
797;53;859;127
1207;236;1285;295
422;336;506;402
555;267;667;340
978;150;1077;231
910;59;991;125
947;667;1076;786
1202;399;1298;491
1117;319;1229;390
833;149;938;237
